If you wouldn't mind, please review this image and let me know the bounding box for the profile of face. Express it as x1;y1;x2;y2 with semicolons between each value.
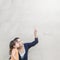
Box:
17;38;23;47
15;42;20;48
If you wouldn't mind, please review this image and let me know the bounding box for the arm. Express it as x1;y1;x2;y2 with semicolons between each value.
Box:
27;29;39;49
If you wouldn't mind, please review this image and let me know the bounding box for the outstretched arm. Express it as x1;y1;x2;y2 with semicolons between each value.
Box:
26;29;38;49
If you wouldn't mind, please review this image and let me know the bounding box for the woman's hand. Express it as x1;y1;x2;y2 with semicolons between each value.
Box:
34;28;38;38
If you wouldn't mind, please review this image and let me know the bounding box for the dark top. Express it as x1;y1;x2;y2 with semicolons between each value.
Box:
19;38;38;60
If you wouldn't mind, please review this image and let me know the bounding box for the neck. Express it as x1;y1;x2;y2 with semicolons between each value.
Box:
19;45;24;51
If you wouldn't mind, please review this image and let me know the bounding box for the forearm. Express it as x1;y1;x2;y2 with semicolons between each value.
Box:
27;38;38;49
27;28;39;49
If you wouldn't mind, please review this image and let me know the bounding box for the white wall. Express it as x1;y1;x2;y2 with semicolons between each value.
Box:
0;0;60;60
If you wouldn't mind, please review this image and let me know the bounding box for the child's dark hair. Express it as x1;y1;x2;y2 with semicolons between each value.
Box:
9;37;19;55
13;37;20;42
9;40;15;55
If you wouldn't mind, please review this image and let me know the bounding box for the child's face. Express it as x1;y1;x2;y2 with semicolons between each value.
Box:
17;39;23;47
15;42;20;48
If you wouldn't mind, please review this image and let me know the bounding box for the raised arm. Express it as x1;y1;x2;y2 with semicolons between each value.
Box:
26;29;39;49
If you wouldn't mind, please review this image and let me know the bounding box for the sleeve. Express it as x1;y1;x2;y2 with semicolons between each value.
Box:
26;38;38;49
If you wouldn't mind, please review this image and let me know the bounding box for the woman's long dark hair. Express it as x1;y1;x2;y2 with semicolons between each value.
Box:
9;37;19;55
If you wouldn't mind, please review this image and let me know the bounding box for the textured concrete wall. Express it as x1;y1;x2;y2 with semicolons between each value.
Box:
0;0;60;60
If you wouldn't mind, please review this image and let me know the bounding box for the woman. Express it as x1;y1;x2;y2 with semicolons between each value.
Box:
14;29;39;60
9;39;20;60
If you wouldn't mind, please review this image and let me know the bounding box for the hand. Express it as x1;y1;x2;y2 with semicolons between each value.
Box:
34;28;38;38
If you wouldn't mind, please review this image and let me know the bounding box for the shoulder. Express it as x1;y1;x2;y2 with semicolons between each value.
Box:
12;48;18;53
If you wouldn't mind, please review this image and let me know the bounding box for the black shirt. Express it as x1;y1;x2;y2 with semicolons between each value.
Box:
19;38;38;60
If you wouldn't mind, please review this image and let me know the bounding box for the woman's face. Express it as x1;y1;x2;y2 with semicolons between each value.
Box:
17;39;23;47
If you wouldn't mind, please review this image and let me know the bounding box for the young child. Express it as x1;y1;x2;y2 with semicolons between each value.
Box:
9;39;20;60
